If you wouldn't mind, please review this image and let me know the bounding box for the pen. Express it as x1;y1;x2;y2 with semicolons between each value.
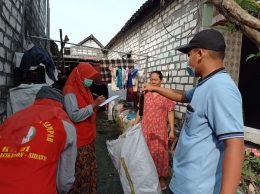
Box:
93;93;99;97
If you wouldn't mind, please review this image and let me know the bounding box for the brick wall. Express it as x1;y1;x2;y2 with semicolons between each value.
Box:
0;0;48;123
70;41;104;58
107;0;203;126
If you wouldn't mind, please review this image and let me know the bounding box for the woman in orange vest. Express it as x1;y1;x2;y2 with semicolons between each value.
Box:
63;62;106;194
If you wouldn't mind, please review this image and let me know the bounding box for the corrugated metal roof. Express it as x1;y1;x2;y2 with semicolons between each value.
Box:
105;0;160;49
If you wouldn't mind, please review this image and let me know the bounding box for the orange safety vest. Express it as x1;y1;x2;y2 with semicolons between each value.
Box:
74;93;97;147
0;118;66;194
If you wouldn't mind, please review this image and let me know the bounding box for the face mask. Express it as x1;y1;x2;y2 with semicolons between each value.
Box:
186;62;195;77
83;78;93;87
186;52;198;77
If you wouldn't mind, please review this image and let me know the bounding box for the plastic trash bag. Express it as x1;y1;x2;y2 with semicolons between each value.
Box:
106;123;161;194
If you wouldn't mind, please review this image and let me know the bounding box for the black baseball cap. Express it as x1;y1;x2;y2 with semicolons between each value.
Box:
175;28;226;54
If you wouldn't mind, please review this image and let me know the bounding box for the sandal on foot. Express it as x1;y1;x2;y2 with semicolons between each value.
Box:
161;185;167;190
160;182;167;190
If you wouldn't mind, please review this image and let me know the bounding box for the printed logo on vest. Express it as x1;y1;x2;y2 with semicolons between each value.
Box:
21;126;36;144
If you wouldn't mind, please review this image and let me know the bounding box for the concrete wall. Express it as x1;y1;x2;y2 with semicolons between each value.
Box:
0;0;49;123
106;1;244;124
107;0;202;126
106;0;260;145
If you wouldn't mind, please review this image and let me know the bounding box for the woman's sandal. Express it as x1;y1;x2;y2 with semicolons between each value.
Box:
161;185;167;190
160;178;167;190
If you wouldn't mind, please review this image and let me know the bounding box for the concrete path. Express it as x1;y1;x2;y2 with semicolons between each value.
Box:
96;110;124;193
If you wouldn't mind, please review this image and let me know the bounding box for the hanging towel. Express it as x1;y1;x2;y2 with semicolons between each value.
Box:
111;67;119;91
121;67;126;88
116;67;123;88
124;67;128;85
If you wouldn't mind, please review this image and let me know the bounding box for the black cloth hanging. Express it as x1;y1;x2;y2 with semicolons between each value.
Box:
20;46;57;82
139;93;144;117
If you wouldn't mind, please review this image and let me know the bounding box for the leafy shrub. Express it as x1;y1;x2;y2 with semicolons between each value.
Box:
240;148;260;193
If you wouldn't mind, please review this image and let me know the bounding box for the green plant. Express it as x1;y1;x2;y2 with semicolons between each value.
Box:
226;1;260;61
246;52;260;61
235;0;260;17
240;148;260;193
227;0;260;32
226;21;237;33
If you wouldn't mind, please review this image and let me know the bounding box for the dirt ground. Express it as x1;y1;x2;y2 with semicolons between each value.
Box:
95;110;172;194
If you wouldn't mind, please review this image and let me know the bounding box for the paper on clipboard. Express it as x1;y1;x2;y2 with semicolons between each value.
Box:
99;95;119;107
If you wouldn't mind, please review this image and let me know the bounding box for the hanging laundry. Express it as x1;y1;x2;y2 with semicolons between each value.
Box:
100;59;134;82
133;74;139;92
131;69;138;85
93;63;102;84
111;67;119;91
134;63;141;70
121;67;126;90
126;69;133;89
124;67;128;87
116;67;123;88
126;91;138;104
20;46;57;82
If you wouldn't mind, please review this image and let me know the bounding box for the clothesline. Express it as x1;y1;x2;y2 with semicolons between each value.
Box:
28;35;156;59
133;57;148;63
56;59;136;83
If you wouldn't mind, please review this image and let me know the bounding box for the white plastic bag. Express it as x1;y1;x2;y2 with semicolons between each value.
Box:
106;123;161;194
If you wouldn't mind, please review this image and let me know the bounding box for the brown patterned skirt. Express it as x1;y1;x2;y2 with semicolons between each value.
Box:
68;141;97;194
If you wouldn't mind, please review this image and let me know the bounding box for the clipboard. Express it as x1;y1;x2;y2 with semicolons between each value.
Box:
99;95;119;107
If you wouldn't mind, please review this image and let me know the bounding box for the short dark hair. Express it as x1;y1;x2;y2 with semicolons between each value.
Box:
192;48;225;60
150;71;163;80
206;50;225;60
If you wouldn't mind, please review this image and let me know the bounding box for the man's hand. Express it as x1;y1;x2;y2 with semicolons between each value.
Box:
142;83;155;92
92;95;106;108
